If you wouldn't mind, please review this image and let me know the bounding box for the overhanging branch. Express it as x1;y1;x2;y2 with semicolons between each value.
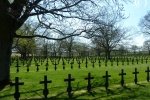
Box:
14;33;82;41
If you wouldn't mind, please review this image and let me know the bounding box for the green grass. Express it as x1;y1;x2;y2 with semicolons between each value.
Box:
1;58;150;100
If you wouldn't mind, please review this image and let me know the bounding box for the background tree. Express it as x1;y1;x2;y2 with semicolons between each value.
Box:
140;11;150;35
13;23;36;59
143;40;150;55
73;42;90;57
131;45;138;54
86;6;127;59
118;45;128;56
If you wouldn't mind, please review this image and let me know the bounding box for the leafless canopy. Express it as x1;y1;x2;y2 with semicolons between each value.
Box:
4;0;127;40
140;11;150;35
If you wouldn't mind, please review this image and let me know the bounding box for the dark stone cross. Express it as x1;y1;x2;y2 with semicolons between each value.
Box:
136;59;139;64
62;60;65;70
116;57;119;66
122;60;124;66
132;68;139;84
105;60;107;67
45;62;49;71
11;77;24;100
98;59;101;67
54;60;59;71
64;74;75;98
40;75;52;99
70;62;74;69
36;64;40;72
111;60;113;66
145;67;150;82
26;66;29;72
127;59;129;65
85;58;88;68
91;58;96;68
146;58;148;64
119;69;126;87
132;59;134;65
103;71;111;90
141;58;143;64
77;60;81;69
85;73;94;92
16;59;20;73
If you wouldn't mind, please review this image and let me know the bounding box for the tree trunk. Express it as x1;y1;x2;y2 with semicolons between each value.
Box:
0;13;14;84
0;0;28;87
105;50;111;60
0;35;13;82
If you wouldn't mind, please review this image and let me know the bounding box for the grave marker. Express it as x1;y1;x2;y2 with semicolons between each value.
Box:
36;64;40;72
132;68;139;84
40;75;52;99
11;77;24;100
85;73;94;92
16;58;20;73
64;74;75;98
145;67;150;82
119;69;126;87
103;71;111;90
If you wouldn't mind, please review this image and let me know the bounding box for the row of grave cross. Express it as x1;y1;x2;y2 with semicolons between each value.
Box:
15;57;149;73
11;67;150;99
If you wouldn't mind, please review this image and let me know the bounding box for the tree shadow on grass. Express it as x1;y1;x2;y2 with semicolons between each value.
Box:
0;83;148;100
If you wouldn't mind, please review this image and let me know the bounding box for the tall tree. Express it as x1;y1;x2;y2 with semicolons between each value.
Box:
86;6;127;59
143;40;150;55
0;0;127;87
131;45;138;54
140;11;150;35
13;23;36;59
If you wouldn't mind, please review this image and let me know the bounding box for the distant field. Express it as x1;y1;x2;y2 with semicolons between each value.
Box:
1;57;150;100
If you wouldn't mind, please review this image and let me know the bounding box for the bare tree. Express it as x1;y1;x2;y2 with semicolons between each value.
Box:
86;6;127;59
143;40;150;55
131;45;138;54
140;11;150;35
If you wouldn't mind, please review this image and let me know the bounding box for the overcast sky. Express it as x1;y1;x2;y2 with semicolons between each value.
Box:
123;0;150;46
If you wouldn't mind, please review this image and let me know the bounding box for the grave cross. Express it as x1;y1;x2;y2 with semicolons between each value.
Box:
85;73;94;92
116;57;119;66
53;59;59;71
132;59;134;65
77;60;81;69
11;77;24;100
26;66;29;72
70;61;74;69
62;60;65;70
132;68;139;84
85;58;88;68
136;58;139;64
16;59;20;73
105;60;107;67
45;62;49;71
119;69;126;87
127;59;129;65
111;60;113;66
103;71;111;90
98;59;101;67
122;60;124;66
146;58;148;64
91;58;96;68
145;67;150;82
40;75;52;99
36;64;40;72
64;74;75;98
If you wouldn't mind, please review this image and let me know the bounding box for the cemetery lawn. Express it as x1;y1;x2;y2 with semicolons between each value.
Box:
1;59;150;99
